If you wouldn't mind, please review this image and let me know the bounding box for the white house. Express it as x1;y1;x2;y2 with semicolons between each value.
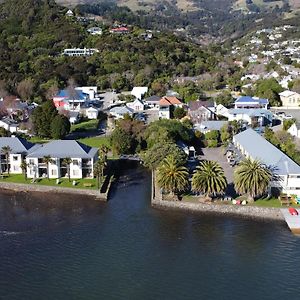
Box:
131;87;148;100
86;107;99;119
194;121;228;134
144;95;160;108
279;90;300;108
288;123;300;138
233;128;300;197
226;109;273;126
66;10;74;17
127;99;144;112
234;96;269;109
0;117;19;133
63;48;99;57
26;140;98;179
87;27;102;35
0;137;39;174
158;97;183;119
109;106;134;119
76;86;98;100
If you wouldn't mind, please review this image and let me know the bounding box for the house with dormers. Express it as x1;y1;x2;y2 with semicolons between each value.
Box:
26;140;98;179
0;137;40;174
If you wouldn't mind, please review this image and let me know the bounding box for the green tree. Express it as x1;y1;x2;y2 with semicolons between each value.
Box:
142;141;187;170
62;157;72;182
50;115;71;139
283;119;296;131
93;160;103;190
234;158;275;202
31;100;58;138
192;160;227;197
20;159;28;180
42;155;53;180
1;146;12;175
110;127;133;155
255;78;283;107
157;155;189;197
173;107;187;119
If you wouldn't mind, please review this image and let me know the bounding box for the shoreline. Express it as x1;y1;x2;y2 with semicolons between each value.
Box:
0;181;109;201
151;198;285;222
151;171;285;223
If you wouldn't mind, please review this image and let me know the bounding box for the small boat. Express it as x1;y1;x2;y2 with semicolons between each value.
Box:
288;208;298;216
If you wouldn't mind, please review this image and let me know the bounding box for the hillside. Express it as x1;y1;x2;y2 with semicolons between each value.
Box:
0;0;227;102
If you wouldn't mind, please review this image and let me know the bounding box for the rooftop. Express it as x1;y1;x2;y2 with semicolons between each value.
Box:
235;96;269;105
228;108;273;118
0;137;38;154
27;140;98;159
279;90;298;97
159;96;182;106
233;128;300;175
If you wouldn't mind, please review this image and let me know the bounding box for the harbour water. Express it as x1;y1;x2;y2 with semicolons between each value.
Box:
0;163;300;300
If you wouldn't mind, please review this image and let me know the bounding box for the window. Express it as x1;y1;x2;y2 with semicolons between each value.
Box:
73;159;79;166
29;159;34;165
13;156;18;161
51;170;57;176
13;166;18;171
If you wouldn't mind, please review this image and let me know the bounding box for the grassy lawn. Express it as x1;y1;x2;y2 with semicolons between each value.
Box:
71;119;99;132
0;174;99;190
29;137;51;144
78;136;110;148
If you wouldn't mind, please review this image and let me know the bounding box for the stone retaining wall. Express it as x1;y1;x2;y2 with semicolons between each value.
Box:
0;182;107;201
152;198;284;221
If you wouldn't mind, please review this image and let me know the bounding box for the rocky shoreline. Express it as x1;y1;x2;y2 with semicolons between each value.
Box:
0;181;108;201
151;198;284;222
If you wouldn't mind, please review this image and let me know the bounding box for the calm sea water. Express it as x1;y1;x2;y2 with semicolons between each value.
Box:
0;163;300;300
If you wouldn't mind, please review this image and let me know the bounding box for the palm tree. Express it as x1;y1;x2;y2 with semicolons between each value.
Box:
99;145;109;160
62;157;72;182
93;160;103;190
157;155;189;197
42;155;53;180
192;160;227;198
20;159;28;180
234;158;275;202
1;146;12;175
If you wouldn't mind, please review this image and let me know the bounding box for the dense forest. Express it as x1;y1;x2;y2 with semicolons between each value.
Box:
76;0;292;39
0;0;233;102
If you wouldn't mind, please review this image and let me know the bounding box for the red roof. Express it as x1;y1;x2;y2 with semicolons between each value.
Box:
111;27;129;32
159;96;182;106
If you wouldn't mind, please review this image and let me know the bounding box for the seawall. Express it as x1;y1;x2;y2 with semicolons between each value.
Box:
0;182;108;201
151;171;284;222
152;198;284;221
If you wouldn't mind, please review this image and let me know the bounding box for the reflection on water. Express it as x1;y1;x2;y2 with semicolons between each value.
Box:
0;163;300;300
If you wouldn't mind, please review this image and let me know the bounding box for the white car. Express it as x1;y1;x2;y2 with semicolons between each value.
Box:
284;115;293;119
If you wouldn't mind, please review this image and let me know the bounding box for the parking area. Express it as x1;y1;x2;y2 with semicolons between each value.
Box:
271;108;300;121
200;147;234;184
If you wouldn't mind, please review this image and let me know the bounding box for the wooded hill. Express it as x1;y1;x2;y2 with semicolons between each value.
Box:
0;0;229;102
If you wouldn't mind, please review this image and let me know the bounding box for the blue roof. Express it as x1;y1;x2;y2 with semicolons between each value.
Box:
235;96;269;105
233;128;300;175
56;89;87;101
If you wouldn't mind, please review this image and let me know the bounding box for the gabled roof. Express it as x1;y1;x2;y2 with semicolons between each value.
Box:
159;96;182;106
27;140;98;159
228;108;273;118
144;95;160;103
195;121;227;131
235;96;269;105
279;90;298;97
233;128;300;175
189;100;215;111
55;89;87;101
109;106;133;115
0;137;38;154
0;117;18;126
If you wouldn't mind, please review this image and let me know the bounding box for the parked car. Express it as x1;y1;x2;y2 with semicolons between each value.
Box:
284;115;293;120
276;111;285;117
288;207;298;216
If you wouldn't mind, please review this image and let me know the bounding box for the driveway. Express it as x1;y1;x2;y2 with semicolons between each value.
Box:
199;147;237;197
